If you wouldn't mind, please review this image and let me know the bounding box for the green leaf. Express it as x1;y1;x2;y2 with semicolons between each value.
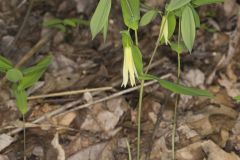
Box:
192;0;224;6
6;68;23;83
159;79;213;97
22;55;52;75
0;55;13;72
190;5;200;28
63;19;77;27
37;55;52;66
18;56;52;90
103;15;109;42
18;70;45;90
14;89;28;115
90;0;111;39
140;10;157;26
173;8;183;17
120;0;140;30
170;42;187;54
43;18;62;27
131;45;143;75
167;13;176;40
139;74;213;98
167;0;191;11
64;18;90;27
48;24;66;32
181;5;196;53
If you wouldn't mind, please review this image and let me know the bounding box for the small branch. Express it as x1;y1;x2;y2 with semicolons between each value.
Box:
15;31;56;68
137;15;168;160
28;87;112;100
7;74;171;136
0;30;56;85
6;0;34;53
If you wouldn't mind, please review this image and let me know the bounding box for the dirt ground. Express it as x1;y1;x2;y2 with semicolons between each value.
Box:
0;0;240;160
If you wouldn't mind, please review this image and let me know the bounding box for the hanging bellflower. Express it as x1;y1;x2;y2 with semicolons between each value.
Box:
122;45;138;87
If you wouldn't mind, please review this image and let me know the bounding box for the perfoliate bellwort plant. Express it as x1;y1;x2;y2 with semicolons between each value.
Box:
89;0;224;159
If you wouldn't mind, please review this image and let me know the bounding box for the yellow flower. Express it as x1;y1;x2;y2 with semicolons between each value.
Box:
160;16;169;44
122;46;138;87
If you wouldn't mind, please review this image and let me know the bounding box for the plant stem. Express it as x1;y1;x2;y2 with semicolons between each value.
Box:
137;16;168;160
172;19;182;160
135;30;139;46
137;81;144;160
135;29;142;160
23;114;26;160
126;138;132;160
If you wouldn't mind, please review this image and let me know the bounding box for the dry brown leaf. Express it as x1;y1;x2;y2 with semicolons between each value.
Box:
178;125;199;140
175;140;240;160
150;137;170;159
218;73;240;97
176;141;204;160
32;146;44;157
97;110;120;131
81;99;128;133
201;140;240;160
57;112;77;127
187;105;238;137
142;98;161;122
226;63;237;82
212;32;230;49
212;90;234;108
0;134;14;152
99;138;117;160
0;155;9;160
64;135;93;156
81;114;101;132
184;69;205;87
51;132;65;160
220;129;230;147
224;0;238;18
68;142;108;160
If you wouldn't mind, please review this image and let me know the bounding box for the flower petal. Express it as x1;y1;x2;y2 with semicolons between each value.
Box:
122;48;129;87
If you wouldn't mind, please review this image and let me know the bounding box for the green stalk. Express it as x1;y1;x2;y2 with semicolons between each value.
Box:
135;30;139;46
134;29;143;160
136;15;168;160
126;138;132;160
23;114;26;160
137;80;144;160
172;18;182;160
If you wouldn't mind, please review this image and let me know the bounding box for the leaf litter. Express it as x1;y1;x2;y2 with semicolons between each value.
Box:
0;0;240;160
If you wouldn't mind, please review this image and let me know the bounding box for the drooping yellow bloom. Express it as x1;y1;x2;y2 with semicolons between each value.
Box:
160;16;169;44
122;46;138;87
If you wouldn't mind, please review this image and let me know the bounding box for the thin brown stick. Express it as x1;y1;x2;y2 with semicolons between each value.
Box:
6;0;34;53
7;74;171;136
0;30;56;84
27;87;112;100
15;31;56;68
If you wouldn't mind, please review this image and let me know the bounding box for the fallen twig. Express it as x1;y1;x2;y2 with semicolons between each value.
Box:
0;30;56;85
27;87;112;100
7;74;171;136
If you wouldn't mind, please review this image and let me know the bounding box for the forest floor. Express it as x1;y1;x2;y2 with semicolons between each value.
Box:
0;0;240;160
